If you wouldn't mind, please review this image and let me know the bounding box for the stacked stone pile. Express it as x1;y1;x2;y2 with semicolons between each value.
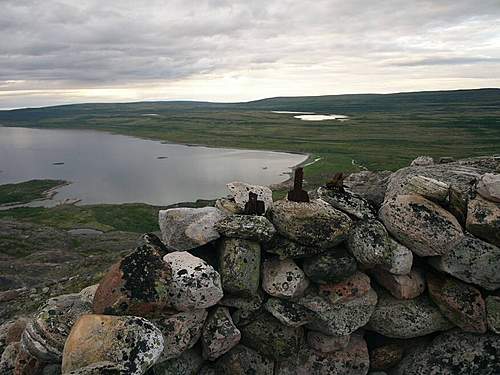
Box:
1;156;499;374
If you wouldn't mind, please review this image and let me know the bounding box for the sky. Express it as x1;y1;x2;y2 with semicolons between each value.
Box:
1;0;499;109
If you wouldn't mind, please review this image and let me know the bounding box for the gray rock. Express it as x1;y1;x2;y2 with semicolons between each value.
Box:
429;235;500;291
239;313;304;361
215;198;243;215
159;207;227;250
393;330;500;375
163;251;223;311
79;284;98;304
368;290;453;338
466;195;500;247
202;307;241;360
477;173;500;202
0;342;18;374
406;175;449;203
410;156;434;167
215;345;274;375
486;296;500;334
148;347;204;375
306;331;350;353
269;199;352;249
370;268;425;300
215;214;276;242
347;219;392;267
152;309;207;361
227;181;273;213
343;170;392;207
263;235;324;258
217;238;261;296
379;194;463;256
381;239;413;275
303;248;357;284
264;298;315;327
262;258;309;299
317;186;376;219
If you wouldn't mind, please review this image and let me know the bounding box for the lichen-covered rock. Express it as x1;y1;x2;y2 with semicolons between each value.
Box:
302;249;357;284
347;219;392;267
159;207;227;250
227;181;273;213
379;194;463;256
152;309;207;361
269;199;352;249
318;272;372;304
147;347;204;375
427;273;487;333
21;293;92;362
429;235;500;290
486;296;500;334
381;239;413;275
369;344;404;371
370;268;425;300
343;170;391;207
406;175;449;203
263;235;324;258
317;186;376;219
215;197;244;215
64;362;126;374
276;334;369;375
217;238;261;296
262;258;309;299
410;156;434;167
477;173;500;203
466;194;500;247
215;214;276;242
239;313;303;361
219;293;264;325
368;290;453;338
62;314;163;375
264;298;315;327
214;345;274;375
0;342;19;374
392;330;500;375
163;251;223;311
201;307;241;360
93;244;171;316
306;331;350;353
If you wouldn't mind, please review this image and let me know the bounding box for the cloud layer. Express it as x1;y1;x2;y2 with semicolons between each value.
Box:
1;0;499;108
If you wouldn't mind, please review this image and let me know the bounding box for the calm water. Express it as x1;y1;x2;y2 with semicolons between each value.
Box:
0;127;307;206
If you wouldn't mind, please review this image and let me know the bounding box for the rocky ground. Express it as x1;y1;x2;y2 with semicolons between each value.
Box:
0;155;499;374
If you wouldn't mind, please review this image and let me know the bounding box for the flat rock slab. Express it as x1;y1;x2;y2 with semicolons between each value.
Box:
215;214;276;242
264;298;315;327
343;170;391;207
317;186;376;220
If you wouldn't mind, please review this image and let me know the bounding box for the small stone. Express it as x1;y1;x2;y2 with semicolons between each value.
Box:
148;347;204;375
477;173;500;202
306;331;350;353
61;314;163;375
486;296;500;334
264;298;315;327
152;309;207;361
370;344;404;371
466;194;500;247
79;284;99;304
406;175;449;203
239;313;304;361
215;345;274;375
215;197;243;215
410;156;434;167
227;181;273;213
343;170;392;207
370;268;425;300
159;207;227;250
317;186;376;219
217;238;261;296
379;194;463;256
201;307;241;360
302;249;357;284
263;235;324;258
381;239;413;275
215;214;276;242
262;258;309;299
427;273;487;333
318;272;372;304
368;290;453;338
163;251;223;311
269;199;352;249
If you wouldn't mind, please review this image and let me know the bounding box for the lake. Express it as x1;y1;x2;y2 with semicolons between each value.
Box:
0;126;307;206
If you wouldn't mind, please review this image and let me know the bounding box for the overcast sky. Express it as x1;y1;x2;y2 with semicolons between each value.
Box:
1;0;499;109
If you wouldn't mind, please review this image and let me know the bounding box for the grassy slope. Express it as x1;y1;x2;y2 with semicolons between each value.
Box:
0;179;66;205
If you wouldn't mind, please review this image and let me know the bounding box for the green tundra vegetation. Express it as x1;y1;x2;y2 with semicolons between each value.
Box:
0;179;66;205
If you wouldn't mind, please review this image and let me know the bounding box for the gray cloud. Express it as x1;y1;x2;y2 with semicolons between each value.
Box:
0;0;499;108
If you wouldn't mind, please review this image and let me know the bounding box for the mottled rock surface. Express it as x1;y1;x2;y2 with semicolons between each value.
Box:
317;186;376;219
147;348;204;375
477;173;500;203
201;307;240;360
318;272;372;304
262;258;309;299
303;249;357;284
264;298;315;327
486;296;500;334
227;182;273;213
347;219;392;267
370;268;425;300
343;170;391;207
406;175;449;203
306;331;350;353
410;156;434;167
369;344;404;371
466;195;500;247
215;214;276;242
214;345;274;375
263;235;324;258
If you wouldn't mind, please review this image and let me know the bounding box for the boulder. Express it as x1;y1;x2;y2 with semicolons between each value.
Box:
147;348;204;375
466;195;500;247
381;239;413;275
263;235;324;258
239;313;303;361
217;238;261;296
21;293;92;362
215;214;276;242
93;244;171;316
317;186;376;219
269;199;352;249
262;258;309;299
227;182;273;213
306;331;350;353
343;170;392;207
379;194;463;256
264;298;315;327
347;219;392;267
369;344;404;371
477;173;500;202
429;235;500;290
427;273;487;333
0;317;28;351
152;309;207;361
201;307;241;360
159;207;227;250
62;314;163;375
302;249;357;284
214;345;274;375
406;175;449;203
486;296;500;334
393;330;500;375
276;334;370;375
318;272;372;304
410;156;434;167
163;251;223;311
370;268;425;300
368;291;453;338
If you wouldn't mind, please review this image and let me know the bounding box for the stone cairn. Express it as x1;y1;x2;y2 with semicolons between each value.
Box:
1;155;500;374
